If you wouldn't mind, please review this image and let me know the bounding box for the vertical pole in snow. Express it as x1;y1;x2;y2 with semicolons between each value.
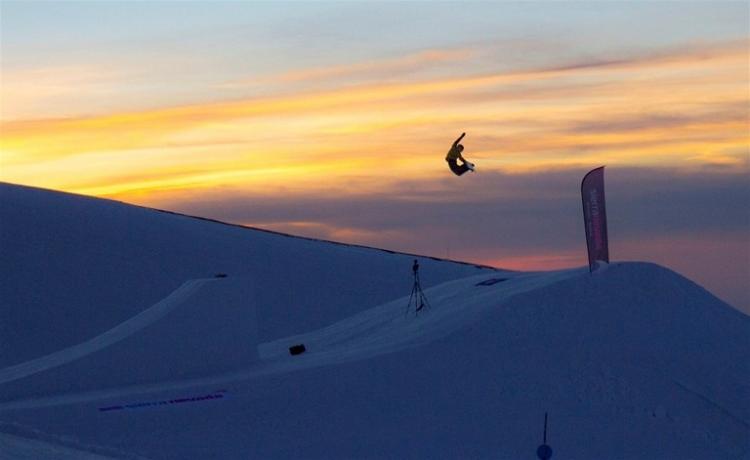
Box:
537;412;553;459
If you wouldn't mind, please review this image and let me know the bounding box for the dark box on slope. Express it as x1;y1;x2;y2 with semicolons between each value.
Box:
289;344;306;356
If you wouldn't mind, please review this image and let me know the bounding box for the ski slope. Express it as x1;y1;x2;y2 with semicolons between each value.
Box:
1;182;748;459
0;280;211;385
0;268;580;410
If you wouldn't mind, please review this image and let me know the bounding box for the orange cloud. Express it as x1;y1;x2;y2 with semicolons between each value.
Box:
0;64;125;120
1;38;747;201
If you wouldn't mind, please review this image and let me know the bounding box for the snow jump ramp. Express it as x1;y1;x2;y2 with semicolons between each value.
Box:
0;277;258;402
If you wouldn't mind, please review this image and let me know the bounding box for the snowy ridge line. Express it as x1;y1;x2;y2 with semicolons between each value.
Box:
0;269;584;411
0;279;214;385
148;207;501;271
1;183;500;271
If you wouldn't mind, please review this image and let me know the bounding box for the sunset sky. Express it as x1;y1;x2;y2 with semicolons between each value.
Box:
1;1;748;312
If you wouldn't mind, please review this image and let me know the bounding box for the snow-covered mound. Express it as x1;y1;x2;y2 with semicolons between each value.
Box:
0;182;748;459
0;183;490;367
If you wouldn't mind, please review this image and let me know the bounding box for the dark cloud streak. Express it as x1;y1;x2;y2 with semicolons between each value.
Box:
170;167;749;253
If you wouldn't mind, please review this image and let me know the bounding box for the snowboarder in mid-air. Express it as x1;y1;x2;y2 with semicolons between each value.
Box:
445;132;475;176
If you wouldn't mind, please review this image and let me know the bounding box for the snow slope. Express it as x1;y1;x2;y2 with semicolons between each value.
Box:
1;182;748;459
0;183;490;367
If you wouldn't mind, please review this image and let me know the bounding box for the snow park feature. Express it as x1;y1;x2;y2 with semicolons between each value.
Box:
0;277;258;400
1;182;749;459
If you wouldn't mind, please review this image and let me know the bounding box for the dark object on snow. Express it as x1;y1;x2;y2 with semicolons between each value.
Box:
536;412;553;459
214;273;228;278
405;259;431;317
289;344;306;356
475;277;508;286
537;445;553;460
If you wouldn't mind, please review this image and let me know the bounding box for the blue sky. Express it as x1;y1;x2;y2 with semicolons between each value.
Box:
3;1;747;113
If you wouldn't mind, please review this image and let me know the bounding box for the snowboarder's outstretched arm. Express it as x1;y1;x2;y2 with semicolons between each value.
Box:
452;132;466;147
453;132;467;161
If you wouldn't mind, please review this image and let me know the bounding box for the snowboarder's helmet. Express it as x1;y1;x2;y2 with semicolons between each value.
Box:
457;144;464;151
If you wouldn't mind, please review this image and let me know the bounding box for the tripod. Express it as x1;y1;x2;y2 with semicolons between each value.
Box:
405;260;431;317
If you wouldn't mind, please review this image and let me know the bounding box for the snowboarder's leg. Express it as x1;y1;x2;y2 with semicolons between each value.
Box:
448;159;469;176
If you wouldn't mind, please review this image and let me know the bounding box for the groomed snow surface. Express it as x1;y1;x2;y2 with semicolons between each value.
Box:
1;183;748;459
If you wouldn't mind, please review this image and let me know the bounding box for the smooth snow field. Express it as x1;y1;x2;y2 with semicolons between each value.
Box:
1;182;748;459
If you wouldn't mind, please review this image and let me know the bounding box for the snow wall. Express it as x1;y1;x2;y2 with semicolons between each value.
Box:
0;277;258;402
